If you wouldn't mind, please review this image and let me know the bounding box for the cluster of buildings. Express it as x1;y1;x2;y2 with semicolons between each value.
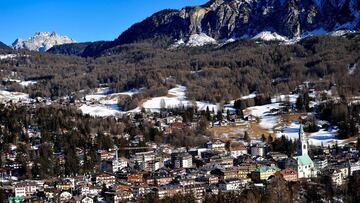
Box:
2;124;360;202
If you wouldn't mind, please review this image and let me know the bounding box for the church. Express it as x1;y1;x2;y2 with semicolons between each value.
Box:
286;125;317;179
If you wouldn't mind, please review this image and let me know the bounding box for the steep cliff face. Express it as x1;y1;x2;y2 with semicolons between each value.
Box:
49;0;360;57
117;0;360;43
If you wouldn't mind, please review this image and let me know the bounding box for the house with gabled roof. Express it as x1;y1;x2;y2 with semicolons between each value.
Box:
251;165;280;181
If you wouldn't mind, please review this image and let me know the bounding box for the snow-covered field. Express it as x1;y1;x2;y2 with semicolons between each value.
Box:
276;121;342;146
142;85;219;112
308;127;339;146
245;103;282;131
85;87;140;101
238;90;344;146
0;90;31;103
80;85;220;116
19;80;37;87
241;92;300;132
277;121;301;140
3;78;38;87
80;87;142;117
80;104;121;117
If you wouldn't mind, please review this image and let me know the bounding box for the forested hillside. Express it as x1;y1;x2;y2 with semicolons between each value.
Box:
1;34;360;104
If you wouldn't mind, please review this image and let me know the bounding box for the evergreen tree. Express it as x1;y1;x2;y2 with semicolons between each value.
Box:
347;171;360;202
244;131;251;143
261;134;266;142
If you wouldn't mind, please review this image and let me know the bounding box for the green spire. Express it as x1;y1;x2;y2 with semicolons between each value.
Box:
299;124;304;139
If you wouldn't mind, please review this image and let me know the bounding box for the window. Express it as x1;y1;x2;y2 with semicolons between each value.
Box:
303;145;306;149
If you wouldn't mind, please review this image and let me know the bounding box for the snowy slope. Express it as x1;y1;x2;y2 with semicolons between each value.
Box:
170;33;217;48
79;85;218;117
186;33;217;47
277;121;341;147
0;90;31;103
12;32;75;52
252;31;288;41
79;87;142;117
142;85;219;112
0;54;17;60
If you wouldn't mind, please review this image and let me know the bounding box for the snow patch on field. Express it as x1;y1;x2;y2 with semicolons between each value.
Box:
245;103;282;131
241;93;257;100
80;85;220;116
142;85;219;112
170;39;185;49
4;78;38;87
242;93;299;132
330;30;357;37
308;127;339;146
19;80;37;87
0;54;17;60
80;87;142;117
85;87;140;101
271;94;298;103
277;122;301;140
0;90;31;103
171;34;217;48
348;63;357;75
277;122;342;146
80;104;121;117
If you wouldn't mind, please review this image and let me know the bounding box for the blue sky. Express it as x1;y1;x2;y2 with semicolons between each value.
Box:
0;0;207;45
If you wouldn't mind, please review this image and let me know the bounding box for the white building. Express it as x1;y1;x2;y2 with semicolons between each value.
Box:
314;158;328;170
207;140;226;151
219;179;242;191
294;125;316;179
348;161;360;176
82;196;94;203
112;158;128;173
230;143;248;158
329;169;343;186
14;182;38;197
171;152;193;169
132;151;156;165
182;155;192;168
114;190;134;202
250;143;266;157
96;173;116;187
59;191;73;202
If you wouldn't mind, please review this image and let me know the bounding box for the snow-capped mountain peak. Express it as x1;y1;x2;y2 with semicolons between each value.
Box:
12;32;76;52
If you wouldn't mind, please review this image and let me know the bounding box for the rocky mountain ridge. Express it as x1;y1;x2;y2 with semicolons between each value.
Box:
50;0;360;56
13;32;75;52
116;0;360;44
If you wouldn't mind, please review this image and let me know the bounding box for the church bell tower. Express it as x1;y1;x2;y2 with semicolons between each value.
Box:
297;124;308;156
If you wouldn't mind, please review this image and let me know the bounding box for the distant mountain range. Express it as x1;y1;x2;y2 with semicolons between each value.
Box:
0;41;12;54
12;32;75;52
0;41;10;50
49;0;360;57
